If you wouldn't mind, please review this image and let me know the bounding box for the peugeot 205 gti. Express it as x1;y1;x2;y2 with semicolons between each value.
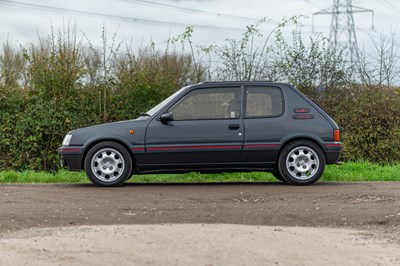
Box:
59;81;342;186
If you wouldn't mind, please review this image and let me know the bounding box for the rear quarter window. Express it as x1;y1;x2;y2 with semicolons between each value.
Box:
245;87;284;118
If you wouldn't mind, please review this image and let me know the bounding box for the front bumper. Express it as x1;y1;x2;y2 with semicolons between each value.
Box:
58;147;83;171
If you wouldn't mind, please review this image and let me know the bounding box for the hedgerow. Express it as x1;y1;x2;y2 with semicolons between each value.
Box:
0;22;399;170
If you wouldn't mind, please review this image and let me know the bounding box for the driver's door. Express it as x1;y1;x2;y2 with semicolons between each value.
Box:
145;86;244;165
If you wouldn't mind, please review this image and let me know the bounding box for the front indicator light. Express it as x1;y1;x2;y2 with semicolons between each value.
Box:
62;134;72;146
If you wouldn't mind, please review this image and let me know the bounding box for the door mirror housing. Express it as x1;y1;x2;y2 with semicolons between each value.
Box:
160;113;174;125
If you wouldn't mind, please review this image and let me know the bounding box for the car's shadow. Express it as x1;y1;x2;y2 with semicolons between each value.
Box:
69;181;348;188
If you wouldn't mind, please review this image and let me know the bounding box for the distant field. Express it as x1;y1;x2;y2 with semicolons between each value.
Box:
0;162;399;184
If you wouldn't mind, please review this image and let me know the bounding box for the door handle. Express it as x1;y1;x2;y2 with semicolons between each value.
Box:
228;124;240;130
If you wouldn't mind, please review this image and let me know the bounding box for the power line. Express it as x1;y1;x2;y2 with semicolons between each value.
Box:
382;0;400;12
119;0;268;23
377;0;400;15
0;0;261;32
376;0;393;11
385;0;400;10
0;0;389;42
302;0;321;9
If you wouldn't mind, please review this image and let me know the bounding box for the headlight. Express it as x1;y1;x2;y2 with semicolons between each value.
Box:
62;134;72;146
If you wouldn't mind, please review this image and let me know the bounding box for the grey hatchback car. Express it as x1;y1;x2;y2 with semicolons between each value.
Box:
59;81;341;186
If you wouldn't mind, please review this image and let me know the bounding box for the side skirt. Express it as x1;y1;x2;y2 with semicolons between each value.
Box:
135;162;276;174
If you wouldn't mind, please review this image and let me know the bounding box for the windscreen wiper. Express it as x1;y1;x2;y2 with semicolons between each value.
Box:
139;112;151;117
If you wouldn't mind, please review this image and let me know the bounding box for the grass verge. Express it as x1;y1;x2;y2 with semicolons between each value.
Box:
0;162;399;184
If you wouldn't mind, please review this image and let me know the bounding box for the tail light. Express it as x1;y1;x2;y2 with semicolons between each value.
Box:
334;130;340;142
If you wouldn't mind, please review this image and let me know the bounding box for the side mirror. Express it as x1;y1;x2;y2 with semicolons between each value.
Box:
160;113;174;125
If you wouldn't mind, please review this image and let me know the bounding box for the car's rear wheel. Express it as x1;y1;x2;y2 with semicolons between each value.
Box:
84;142;132;186
271;170;286;182
278;140;325;185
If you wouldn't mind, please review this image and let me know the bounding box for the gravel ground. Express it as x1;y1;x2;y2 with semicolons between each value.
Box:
1;224;399;266
1;182;400;265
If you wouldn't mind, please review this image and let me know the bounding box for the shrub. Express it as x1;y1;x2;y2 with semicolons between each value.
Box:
320;86;400;163
0;26;191;170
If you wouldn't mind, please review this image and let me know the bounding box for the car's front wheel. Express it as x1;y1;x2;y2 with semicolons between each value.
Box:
278;140;325;185
84;141;132;186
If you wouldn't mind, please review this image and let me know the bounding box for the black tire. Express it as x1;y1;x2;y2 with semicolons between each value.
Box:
271;170;286;182
278;140;325;186
84;141;133;187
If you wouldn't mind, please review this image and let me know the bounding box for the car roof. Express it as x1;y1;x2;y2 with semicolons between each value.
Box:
191;81;290;87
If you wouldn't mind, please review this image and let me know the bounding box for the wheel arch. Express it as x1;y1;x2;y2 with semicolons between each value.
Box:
276;136;326;168
81;138;136;170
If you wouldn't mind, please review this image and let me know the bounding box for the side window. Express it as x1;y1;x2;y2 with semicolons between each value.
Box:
170;87;241;120
245;87;283;118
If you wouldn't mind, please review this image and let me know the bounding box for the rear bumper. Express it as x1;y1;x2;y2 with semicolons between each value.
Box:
326;151;341;164
58;147;83;171
324;142;342;164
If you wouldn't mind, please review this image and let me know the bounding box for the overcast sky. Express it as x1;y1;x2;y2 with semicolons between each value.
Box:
0;0;399;52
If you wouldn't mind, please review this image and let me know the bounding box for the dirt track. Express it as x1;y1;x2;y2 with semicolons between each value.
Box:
1;182;400;231
1;182;400;265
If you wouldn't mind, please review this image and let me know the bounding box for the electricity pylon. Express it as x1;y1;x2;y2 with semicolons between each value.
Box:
313;0;374;64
